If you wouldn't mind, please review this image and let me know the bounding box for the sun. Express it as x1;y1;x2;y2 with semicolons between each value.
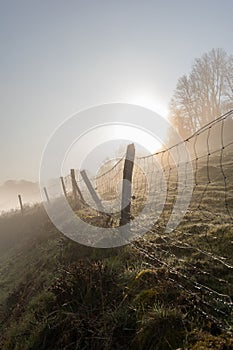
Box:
127;93;168;118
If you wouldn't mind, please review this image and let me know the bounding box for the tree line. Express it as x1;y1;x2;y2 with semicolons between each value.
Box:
169;48;233;141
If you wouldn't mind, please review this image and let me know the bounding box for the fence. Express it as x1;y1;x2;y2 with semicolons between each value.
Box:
38;109;233;228
2;109;233;332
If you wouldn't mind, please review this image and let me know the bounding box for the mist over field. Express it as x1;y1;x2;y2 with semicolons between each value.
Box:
0;180;40;213
0;1;233;349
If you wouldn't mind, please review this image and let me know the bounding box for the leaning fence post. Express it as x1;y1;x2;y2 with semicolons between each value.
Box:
70;169;84;208
18;194;24;214
43;187;50;204
60;176;67;198
120;143;135;226
80;169;104;212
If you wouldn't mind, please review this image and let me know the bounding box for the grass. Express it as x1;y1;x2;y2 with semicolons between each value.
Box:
0;204;232;349
0;147;233;349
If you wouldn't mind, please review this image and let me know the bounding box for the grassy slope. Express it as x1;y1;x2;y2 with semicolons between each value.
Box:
0;203;232;350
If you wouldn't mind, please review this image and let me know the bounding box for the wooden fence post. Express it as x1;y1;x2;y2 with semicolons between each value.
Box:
18;194;24;214
43;187;50;203
70;169;84;208
60;176;67;198
80;169;104;212
120;143;135;226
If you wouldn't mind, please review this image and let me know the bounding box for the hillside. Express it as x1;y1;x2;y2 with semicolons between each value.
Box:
0;203;232;350
1;112;233;349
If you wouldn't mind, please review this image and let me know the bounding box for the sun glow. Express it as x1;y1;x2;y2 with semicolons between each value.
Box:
62;124;162;177
127;93;168;118
59;102;168;178
110;124;161;153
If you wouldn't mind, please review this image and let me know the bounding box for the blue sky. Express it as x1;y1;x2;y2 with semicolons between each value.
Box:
0;0;233;183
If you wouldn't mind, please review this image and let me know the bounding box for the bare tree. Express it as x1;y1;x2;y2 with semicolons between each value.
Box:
169;49;233;139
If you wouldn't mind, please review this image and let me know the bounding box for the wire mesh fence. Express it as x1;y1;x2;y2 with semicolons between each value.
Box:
1;110;233;332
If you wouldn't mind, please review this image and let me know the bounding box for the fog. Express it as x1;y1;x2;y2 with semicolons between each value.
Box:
0;180;40;213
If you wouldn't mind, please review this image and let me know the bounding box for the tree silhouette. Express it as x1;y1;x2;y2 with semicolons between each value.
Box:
169;48;233;139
